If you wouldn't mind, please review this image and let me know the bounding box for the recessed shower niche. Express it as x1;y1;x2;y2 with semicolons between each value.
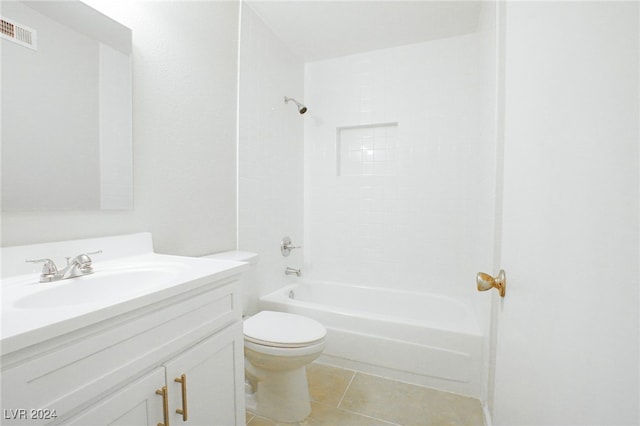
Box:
336;122;398;177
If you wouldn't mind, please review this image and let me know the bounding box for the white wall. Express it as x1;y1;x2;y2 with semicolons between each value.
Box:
238;4;305;309
1;1;239;256
493;1;639;424
303;31;496;315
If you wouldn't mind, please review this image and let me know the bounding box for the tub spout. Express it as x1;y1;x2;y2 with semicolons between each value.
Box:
285;266;301;277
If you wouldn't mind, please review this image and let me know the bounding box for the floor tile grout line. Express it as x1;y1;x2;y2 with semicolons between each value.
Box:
333;370;403;426
336;369;358;408
337;406;403;426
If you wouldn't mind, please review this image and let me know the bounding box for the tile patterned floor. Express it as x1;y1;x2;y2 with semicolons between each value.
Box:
246;362;485;426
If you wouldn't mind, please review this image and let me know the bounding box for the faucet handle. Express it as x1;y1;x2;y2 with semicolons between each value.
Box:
84;250;102;264
65;250;102;265
79;250;101;272
25;258;58;281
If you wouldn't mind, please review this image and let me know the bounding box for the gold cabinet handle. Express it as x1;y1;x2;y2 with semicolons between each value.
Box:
174;374;188;421
155;386;169;426
477;270;506;297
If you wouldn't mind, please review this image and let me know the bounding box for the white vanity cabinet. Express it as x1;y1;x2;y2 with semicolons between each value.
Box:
65;323;243;426
1;275;246;426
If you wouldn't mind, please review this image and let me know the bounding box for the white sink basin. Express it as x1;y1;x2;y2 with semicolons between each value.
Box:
13;265;187;309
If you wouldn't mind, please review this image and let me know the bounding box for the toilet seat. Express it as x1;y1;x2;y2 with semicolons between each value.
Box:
244;311;326;348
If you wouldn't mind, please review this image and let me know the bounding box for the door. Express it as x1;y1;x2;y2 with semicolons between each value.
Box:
492;2;638;425
63;368;166;426
164;323;245;426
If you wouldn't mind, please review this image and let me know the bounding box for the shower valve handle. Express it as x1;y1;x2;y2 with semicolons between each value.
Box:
281;236;301;257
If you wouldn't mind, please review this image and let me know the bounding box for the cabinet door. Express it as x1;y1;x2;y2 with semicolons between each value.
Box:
62;368;166;426
164;322;244;426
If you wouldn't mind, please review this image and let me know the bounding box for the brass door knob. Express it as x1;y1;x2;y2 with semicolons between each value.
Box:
477;270;506;297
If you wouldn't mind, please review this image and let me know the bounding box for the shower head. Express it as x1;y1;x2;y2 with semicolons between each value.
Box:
284;96;307;115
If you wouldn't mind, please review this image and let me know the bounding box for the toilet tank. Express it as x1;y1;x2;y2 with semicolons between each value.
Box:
203;251;259;317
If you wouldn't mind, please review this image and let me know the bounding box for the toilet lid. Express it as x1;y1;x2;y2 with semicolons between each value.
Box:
244;311;327;348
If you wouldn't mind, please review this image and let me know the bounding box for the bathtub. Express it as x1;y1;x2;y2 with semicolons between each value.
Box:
260;280;484;398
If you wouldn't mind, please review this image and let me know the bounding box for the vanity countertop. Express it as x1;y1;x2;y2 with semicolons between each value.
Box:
1;233;247;355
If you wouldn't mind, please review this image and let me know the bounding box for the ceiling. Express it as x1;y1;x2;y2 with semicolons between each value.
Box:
245;1;485;62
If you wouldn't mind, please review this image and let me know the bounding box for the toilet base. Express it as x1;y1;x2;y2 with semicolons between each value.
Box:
245;379;257;412
245;364;312;423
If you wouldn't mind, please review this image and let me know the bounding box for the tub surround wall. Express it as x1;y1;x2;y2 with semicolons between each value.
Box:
2;1;239;257
304;30;496;317
238;4;305;298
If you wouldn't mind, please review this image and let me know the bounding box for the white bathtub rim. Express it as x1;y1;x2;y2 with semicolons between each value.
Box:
262;281;483;337
287;278;475;308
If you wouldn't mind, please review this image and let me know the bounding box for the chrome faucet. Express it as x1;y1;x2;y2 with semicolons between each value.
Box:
285;266;301;277
26;250;102;283
60;253;97;279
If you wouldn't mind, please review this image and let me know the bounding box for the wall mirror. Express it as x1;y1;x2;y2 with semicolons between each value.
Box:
1;1;132;211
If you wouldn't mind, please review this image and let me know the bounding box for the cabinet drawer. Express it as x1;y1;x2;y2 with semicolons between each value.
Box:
1;278;241;424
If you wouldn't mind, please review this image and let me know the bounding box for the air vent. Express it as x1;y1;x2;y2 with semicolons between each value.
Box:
1;17;37;50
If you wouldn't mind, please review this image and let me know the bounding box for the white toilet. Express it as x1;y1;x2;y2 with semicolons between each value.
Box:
205;251;326;423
